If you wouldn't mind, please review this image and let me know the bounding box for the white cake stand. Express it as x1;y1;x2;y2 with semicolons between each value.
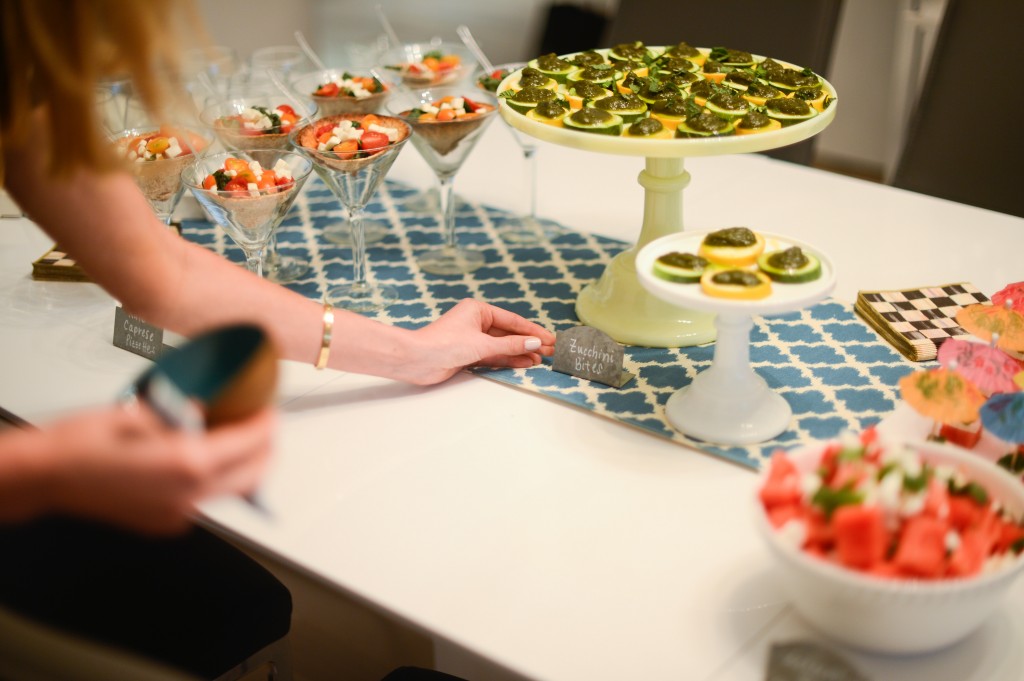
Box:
498;56;837;348
636;231;836;445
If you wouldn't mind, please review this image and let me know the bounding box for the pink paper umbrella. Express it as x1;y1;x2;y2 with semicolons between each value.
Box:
993;282;1024;315
937;337;1023;396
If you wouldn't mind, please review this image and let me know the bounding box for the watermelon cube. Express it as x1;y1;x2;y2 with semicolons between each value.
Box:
760;452;802;509
894;515;948;578
832;504;888;570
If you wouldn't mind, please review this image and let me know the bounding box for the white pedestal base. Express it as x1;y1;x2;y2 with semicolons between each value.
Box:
663;313;792;445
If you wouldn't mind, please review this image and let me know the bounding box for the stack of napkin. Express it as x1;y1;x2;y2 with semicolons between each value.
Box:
855;283;989;361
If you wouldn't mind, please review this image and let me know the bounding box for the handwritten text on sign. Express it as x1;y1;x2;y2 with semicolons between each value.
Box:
552;326;633;388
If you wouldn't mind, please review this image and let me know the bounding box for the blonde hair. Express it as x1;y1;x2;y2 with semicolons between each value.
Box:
0;0;205;180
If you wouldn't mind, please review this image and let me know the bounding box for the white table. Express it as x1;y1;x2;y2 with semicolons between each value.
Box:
2;123;1023;681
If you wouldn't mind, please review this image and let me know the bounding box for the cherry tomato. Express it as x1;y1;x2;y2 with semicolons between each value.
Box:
314;82;340;97
276;104;297;117
360;130;390;151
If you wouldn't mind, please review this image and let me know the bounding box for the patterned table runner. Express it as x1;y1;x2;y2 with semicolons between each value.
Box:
181;178;917;470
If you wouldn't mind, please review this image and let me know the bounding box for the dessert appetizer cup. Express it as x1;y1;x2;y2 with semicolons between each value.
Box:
112;126;211;224
200;95;318;282
290;114;411;312
182;150;313;278
387;87;498;275
200;95;318;152
290;69;395;246
291;68;390;117
379;41;474;88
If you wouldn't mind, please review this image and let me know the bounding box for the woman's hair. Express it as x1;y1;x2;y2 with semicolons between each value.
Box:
0;0;204;180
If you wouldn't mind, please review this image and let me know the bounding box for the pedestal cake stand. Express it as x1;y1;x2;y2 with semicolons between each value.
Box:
636;231;836;445
498;56;837;348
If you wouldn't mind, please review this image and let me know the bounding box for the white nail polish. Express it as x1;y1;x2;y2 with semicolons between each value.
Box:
524;337;541;351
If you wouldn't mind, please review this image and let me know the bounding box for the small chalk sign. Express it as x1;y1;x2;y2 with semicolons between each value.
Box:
112;306;173;360
766;642;869;681
552;326;633;388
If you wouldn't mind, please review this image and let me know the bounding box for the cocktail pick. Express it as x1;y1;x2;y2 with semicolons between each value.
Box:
293;30;327;71
457;25;494;74
374;4;402;50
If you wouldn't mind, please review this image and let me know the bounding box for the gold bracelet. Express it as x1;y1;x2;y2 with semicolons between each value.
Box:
315;303;334;370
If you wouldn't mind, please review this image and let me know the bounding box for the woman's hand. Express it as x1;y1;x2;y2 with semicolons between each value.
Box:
37;404;275;535
401;299;556;385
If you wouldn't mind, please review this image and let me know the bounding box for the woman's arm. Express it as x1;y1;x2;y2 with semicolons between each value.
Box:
3;108;554;383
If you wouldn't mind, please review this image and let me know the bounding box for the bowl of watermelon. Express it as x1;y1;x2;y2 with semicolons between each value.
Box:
756;429;1024;654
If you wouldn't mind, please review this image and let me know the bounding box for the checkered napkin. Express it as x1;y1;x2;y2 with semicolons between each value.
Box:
31;245;90;282
854;283;990;361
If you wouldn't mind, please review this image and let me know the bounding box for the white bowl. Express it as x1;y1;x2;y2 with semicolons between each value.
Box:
755;438;1024;654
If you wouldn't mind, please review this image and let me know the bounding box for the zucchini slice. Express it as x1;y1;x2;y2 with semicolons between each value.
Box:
764;97;817;125
705;91;749;120
506;86;559;114
593;92;649;123
757;247;822;283
527;54;575;83
674;112;736;138
652;251;710;283
566;65;618;88
562;107;623;135
700;268;772;300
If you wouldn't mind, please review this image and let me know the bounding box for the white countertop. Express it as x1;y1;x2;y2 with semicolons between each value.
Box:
2;122;1023;681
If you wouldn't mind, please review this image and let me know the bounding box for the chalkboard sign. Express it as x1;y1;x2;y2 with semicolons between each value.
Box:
766;642;869;681
112;306;173;360
552;326;633;388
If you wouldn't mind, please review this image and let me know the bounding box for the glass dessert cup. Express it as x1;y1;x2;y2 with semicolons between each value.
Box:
112;126;211;225
182;150;313;278
290;68;394;247
290;115;411;313
200;95;319;283
378;41;474;89
388;87;498;276
379;41;474;216
474;62;558;245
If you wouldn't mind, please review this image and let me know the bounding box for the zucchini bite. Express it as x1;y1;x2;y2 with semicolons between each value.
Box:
757;247;822;283
562;107;624;135
652;251;710;283
698;227;765;267
700;268;772;300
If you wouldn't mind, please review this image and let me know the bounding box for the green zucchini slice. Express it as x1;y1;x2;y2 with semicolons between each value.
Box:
652;252;709;283
757;247;822;283
562;107;623;135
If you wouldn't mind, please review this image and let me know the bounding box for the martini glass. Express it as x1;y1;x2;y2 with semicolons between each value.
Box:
378;40;474;216
290;68;393;246
474;62;555;245
290;114;411;312
112;126;211;225
388;87;498;275
200;94;318;283
182;150;313;278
